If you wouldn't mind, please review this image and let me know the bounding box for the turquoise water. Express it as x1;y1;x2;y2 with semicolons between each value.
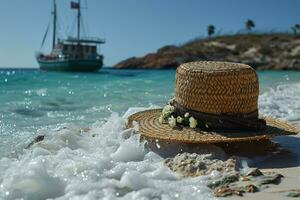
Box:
1;69;300;157
0;69;174;157
0;68;300;199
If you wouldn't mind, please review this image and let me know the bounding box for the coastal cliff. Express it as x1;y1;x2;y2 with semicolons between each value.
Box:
114;34;300;70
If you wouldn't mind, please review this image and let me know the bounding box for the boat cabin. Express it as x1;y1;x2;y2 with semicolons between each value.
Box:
49;37;105;60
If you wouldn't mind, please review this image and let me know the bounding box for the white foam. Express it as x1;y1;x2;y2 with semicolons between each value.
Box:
259;83;300;123
111;135;145;162
0;109;215;200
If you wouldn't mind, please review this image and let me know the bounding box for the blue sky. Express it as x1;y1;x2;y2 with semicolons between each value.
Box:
0;0;299;68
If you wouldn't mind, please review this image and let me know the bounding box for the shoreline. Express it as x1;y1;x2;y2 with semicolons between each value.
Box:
226;134;300;199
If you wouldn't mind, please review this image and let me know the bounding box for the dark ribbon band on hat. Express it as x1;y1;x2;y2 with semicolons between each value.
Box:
172;101;266;131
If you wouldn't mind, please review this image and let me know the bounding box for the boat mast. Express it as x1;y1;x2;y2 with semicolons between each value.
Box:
77;0;81;41
52;0;57;49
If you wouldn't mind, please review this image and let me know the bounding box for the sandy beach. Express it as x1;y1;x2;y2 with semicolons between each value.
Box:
228;134;300;199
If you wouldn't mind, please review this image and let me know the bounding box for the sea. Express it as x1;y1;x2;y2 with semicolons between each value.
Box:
0;68;300;199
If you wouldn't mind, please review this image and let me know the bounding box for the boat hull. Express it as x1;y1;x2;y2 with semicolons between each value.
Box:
37;58;103;72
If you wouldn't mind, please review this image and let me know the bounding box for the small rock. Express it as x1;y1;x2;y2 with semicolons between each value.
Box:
213;183;259;197
255;173;283;186
214;186;234;197
34;135;45;143
26;135;45;149
240;176;250;181
286;191;300;197
245;168;263;177
164;153;237;177
207;173;239;189
244;184;259;193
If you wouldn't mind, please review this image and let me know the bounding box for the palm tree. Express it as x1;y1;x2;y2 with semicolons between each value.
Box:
245;19;255;32
291;24;300;35
207;25;215;37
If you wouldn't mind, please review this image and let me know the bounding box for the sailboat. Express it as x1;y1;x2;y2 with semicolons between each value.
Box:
36;0;105;72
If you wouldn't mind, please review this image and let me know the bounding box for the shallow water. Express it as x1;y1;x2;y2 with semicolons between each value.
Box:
0;68;300;199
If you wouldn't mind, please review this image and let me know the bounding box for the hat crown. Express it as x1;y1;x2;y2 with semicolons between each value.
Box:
175;61;259;115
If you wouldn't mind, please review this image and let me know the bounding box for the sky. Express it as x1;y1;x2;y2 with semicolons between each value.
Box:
0;0;299;68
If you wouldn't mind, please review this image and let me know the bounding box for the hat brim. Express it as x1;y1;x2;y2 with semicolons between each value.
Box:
127;109;299;144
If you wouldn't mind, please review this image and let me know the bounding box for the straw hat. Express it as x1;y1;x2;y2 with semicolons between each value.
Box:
127;61;298;143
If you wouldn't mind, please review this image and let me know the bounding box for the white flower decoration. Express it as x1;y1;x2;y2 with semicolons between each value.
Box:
168;116;177;128
184;112;190;118
176;116;183;123
162;105;175;114
159;115;164;124
189;117;198;128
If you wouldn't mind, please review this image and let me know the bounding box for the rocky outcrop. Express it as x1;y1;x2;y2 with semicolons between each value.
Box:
164;153;237;177
114;34;300;70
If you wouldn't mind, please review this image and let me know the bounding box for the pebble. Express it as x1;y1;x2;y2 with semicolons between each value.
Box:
26;135;45;149
286;191;300;198
255;174;283;186
245;168;263;177
207;173;239;189
214;186;235;197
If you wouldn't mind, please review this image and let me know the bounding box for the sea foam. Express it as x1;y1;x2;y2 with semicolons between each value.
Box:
0;110;214;200
259;83;300;123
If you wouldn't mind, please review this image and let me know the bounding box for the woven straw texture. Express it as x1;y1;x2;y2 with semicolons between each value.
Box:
127;109;299;144
175;61;258;114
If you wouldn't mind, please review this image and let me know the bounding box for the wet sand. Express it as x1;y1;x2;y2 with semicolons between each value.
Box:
230;134;300;199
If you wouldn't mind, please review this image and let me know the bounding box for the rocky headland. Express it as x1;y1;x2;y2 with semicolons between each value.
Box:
114;34;300;70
